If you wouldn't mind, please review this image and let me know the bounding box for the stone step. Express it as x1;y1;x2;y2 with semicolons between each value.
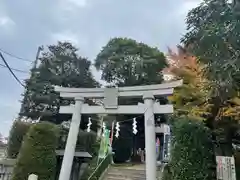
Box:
103;165;147;180
105;176;146;180
106;172;146;178
109;168;146;175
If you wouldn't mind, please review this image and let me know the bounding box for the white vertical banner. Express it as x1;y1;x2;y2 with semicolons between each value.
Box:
164;124;170;135
216;156;236;180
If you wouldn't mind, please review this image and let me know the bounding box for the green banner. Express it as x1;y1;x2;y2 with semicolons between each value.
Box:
98;129;110;159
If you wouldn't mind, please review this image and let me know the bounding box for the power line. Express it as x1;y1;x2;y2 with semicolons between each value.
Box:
0;48;33;63
0;63;29;74
0;52;25;87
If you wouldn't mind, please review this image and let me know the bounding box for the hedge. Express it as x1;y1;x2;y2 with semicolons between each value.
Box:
80;140;101;180
162;164;172;180
169;118;216;180
88;152;112;180
7;120;30;158
58;128;97;155
11;122;59;180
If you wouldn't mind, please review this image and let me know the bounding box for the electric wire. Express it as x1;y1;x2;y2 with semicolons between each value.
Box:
85;103;155;124
0;48;161;126
0;52;25;87
0;48;33;62
0;63;29;74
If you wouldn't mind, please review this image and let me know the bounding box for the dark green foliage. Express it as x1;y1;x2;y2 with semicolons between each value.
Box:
182;1;240;158
7;120;30;158
81;156;98;180
80;140;101;180
76;131;98;154
82;153;112;180
95;37;167;86
170;118;216;180
12;122;59;180
112;123;133;163
233;0;240;16
89;153;112;180
20;42;99;122
58;127;98;155
162;164;173;180
182;0;240;92
113;137;132;163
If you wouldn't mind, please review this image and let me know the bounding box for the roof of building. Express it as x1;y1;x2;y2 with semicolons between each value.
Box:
0;143;7;148
0;158;16;166
55;150;92;158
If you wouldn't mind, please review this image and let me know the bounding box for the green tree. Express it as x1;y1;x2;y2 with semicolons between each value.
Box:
95;37;167;86
7;120;30;158
182;0;240;92
12;122;59;180
166;46;240;155
19;42;99;122
182;1;240;138
94;37;168;161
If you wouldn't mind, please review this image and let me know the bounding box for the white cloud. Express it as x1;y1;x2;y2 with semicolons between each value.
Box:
58;0;88;12
178;0;200;16
66;0;88;7
51;31;80;46
0;99;19;137
0;16;15;28
0;0;200;137
0;16;16;36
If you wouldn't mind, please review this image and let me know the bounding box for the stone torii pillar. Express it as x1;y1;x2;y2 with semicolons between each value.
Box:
55;80;182;180
143;93;157;180
58;97;84;180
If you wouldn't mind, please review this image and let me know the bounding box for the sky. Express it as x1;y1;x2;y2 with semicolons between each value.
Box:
0;0;200;137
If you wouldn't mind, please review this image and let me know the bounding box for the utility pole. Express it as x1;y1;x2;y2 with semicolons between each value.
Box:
19;46;44;117
32;46;43;70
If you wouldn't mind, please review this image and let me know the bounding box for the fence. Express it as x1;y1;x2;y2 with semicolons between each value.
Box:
0;158;15;180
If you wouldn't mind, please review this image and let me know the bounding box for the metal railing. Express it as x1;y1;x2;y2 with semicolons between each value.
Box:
87;152;112;180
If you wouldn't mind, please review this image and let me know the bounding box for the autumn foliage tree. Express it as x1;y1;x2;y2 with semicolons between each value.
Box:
165;46;240;121
164;46;210;120
166;46;240;155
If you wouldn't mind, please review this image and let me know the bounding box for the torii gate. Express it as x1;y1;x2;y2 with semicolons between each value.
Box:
55;80;182;180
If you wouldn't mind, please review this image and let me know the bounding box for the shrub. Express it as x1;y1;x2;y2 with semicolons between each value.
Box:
58;128;97;155
112;123;133;163
170;118;216;180
11;122;59;180
88;153;112;180
113;137;132;163
76;130;98;154
80;140;101;180
162;164;172;180
7;120;30;158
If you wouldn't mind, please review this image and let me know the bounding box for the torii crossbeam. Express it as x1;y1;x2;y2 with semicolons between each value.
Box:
55;80;182;180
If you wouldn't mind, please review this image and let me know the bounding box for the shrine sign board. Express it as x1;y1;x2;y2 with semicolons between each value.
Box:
216;156;236;180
